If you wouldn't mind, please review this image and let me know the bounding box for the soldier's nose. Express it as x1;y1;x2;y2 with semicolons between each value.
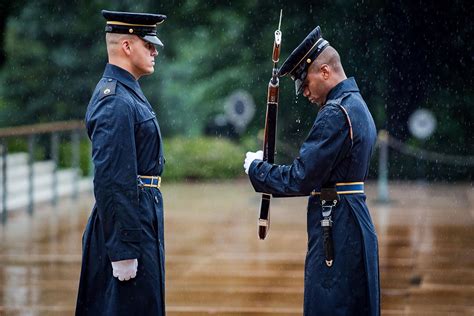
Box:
303;87;310;98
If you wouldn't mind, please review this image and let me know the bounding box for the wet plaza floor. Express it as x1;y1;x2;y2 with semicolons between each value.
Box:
0;180;473;315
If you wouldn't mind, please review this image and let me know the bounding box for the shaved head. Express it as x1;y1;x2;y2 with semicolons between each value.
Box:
310;46;344;76
106;33;136;57
302;46;347;106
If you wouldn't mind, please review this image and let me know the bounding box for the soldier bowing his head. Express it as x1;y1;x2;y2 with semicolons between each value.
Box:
244;25;380;316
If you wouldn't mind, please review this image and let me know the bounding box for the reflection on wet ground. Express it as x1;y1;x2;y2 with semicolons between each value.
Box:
0;180;473;315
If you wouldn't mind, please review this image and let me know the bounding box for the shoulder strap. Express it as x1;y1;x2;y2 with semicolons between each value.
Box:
98;79;117;101
331;95;354;181
327;94;353;150
336;103;353;150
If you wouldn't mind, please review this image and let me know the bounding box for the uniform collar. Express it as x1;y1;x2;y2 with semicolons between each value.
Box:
325;77;359;102
102;63;148;102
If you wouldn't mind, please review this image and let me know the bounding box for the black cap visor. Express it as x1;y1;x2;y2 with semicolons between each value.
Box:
293;65;308;95
141;35;163;47
295;79;303;95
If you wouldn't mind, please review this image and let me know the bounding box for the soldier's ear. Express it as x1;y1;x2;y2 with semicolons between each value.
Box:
121;39;132;56
320;64;330;80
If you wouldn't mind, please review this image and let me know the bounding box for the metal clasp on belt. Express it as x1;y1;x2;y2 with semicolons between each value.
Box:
320;188;339;267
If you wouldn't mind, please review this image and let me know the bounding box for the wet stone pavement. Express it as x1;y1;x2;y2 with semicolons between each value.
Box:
0;180;473;315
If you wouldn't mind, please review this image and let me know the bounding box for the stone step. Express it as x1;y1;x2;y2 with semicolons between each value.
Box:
0;160;56;179
0;152;29;168
0;168;78;195
0;177;92;210
0;151;91;211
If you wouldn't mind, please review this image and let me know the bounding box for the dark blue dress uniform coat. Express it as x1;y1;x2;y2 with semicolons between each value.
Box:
76;64;166;315
249;78;380;316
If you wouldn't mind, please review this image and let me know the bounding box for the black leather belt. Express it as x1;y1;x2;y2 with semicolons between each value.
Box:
311;182;364;195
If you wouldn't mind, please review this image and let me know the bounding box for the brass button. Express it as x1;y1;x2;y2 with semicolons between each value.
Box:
306;58;311;63
129;28;134;33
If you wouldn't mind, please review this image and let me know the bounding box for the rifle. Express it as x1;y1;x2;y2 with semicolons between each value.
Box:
258;10;282;240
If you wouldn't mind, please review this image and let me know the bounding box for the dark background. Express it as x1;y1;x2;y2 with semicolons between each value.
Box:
0;0;472;180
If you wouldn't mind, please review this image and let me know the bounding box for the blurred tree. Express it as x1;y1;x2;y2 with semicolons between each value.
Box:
0;0;104;124
0;1;27;67
0;0;472;180
0;0;155;125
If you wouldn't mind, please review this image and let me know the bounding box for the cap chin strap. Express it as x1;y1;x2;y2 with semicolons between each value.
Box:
106;20;164;26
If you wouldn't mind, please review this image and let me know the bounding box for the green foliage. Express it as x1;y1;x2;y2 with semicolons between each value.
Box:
4;135;90;176
0;1;105;125
0;0;472;180
5;137;45;160
5;137;28;153
163;136;243;181
59;139;91;176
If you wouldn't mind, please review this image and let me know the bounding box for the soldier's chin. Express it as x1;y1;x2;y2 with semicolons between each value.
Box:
309;98;321;107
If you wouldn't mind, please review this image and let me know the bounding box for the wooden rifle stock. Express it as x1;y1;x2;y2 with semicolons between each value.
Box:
258;11;282;240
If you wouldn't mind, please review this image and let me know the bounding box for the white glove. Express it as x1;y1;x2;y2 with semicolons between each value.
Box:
244;150;263;174
111;259;138;281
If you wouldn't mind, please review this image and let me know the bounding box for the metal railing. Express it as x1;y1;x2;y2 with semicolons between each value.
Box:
0;120;87;224
376;129;474;203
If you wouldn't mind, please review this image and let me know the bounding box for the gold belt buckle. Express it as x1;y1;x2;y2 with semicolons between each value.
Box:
139;175;161;188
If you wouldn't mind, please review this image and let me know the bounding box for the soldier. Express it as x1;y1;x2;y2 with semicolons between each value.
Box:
244;26;380;315
76;10;167;315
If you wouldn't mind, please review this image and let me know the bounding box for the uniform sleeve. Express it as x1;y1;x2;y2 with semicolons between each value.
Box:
88;96;141;261
248;105;350;197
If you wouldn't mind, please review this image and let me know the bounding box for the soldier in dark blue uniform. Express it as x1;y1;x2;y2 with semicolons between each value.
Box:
76;10;167;316
244;26;380;315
